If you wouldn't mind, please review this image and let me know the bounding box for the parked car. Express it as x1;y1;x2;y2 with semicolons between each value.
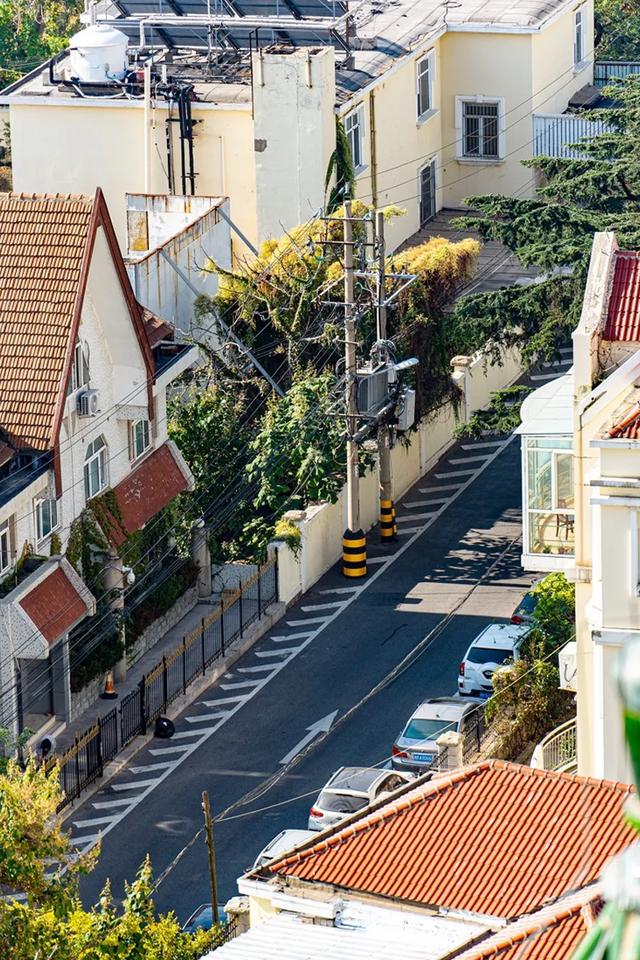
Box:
182;904;227;934
458;622;530;698
511;580;543;624
252;829;316;870
308;767;412;831
391;696;484;773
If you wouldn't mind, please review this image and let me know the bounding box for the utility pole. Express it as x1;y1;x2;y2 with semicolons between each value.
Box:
375;210;396;543
201;790;219;922
342;198;367;578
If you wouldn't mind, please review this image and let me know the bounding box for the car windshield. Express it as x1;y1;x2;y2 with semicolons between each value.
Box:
467;646;512;665
403;718;450;741
317;791;368;813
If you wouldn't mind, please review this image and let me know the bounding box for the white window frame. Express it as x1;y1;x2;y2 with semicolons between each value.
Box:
455;96;506;162
522;436;575;561
130;419;151;461
67;339;90;395
344;106;365;173
34;496;59;545
84;436;108;500
0;521;10;575
574;5;586;68
416;50;436;121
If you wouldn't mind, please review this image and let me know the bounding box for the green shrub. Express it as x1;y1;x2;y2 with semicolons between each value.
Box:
69;632;124;693
124;559;198;648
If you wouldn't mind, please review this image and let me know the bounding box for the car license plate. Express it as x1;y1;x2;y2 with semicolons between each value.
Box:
412;753;434;763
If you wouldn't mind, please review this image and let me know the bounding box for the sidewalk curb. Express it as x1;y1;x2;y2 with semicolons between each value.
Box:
61;600;286;824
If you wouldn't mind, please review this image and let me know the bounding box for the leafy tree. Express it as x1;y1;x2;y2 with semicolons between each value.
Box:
454;385;533;440
525;571;575;656
0;0;82;85
0;760;220;958
595;0;640;61
452;77;640;369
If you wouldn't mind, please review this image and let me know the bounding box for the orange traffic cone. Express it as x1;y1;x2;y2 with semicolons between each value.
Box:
100;670;118;700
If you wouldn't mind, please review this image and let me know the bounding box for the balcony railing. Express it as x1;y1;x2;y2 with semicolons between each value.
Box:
595;60;640;87
533;114;610;160
530;717;577;773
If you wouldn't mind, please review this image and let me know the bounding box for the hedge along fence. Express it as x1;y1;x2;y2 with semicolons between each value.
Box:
273;343;523;605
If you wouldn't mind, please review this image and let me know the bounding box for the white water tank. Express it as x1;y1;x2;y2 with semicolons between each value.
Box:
68;23;128;83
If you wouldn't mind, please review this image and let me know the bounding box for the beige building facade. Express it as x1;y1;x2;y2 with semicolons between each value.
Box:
2;0;594;257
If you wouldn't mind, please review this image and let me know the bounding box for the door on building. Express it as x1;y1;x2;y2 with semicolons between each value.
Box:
419;159;437;226
17;657;53;733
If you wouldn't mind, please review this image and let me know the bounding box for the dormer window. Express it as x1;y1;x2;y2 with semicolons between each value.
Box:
67;340;90;395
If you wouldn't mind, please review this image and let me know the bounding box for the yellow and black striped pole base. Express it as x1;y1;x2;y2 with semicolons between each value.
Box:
380;498;397;541
343;528;367;578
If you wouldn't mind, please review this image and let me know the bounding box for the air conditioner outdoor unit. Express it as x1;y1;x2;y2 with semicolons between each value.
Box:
77;388;100;417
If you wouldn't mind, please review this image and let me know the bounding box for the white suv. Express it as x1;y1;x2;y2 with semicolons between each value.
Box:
458;623;530;698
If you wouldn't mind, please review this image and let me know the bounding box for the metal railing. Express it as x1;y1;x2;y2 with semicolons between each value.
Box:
594;60;640;87
530;716;577;773
49;557;278;809
533;113;610;160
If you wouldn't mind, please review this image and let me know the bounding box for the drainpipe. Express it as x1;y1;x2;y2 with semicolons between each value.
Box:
368;89;377;208
143;63;151;193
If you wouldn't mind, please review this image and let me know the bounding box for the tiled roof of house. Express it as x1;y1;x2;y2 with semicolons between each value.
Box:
19;565;93;645
455;886;602;960
0;193;95;451
603;251;640;341
608;405;640;439
268;761;635;920
106;441;193;546
143;308;174;349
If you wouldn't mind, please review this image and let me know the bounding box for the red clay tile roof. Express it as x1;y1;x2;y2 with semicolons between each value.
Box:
143;308;174;349
603;251;640;341
269;761;635;920
19;566;91;645
608;406;640;439
107;442;192;546
0;193;94;451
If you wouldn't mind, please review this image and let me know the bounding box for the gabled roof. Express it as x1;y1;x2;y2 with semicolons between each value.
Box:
455;886;602;960
267;760;635;920
0;190;155;453
603;251;640;342
19;564;93;645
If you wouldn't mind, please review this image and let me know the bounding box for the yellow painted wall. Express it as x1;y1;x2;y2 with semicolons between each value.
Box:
531;0;595;114
9;99;256;258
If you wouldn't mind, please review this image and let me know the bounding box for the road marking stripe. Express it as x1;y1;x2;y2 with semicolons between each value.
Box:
129;761;177;773
460;440;506;451
72;815;116;829
317;586;358;595
73;834;101;846
255;647;300;657
148;745;190;756
395;526;424;535
111;779;158;792
270;632;314;641
402;498;448;508
237;664;277;674
366;556;391;564
300;601;344;612
186;714;229;724
434;468;476;478
449;455;490;465
417;483;462;493
396;512;435;523
171;730;208;740
530;372;562;381
92;797;136;809
220;679;261;690
67;433;516;849
285;617;328;627
199;695;245;706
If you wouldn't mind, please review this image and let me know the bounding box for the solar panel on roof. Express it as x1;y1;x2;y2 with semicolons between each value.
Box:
116;0;346;18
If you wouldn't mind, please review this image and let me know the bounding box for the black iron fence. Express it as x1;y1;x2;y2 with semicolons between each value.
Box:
49;557;278;810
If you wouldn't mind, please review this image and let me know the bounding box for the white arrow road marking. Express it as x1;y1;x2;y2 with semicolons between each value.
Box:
279;710;339;765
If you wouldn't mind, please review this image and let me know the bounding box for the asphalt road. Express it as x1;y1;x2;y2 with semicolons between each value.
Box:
69;433;533;920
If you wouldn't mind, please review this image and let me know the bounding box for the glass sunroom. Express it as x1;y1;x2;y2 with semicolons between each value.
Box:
517;373;575;571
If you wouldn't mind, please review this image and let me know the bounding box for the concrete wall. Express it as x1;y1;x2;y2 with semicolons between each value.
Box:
252;47;336;244
126;196;232;335
532;0;594;115
274;343;522;602
8;98;256;258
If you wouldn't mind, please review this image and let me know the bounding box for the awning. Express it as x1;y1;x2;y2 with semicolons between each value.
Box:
107;441;194;546
13;559;96;651
517;370;573;437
